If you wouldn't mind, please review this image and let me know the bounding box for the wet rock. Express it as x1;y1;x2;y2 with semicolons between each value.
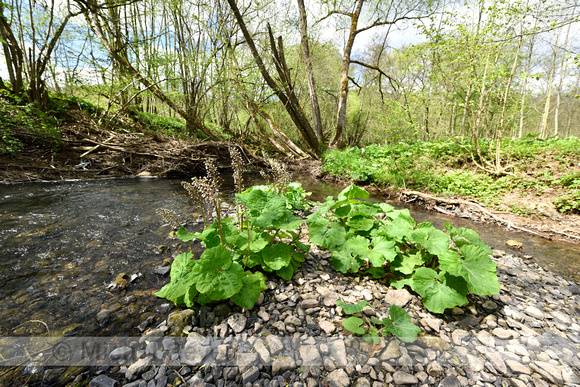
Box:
242;365;260;385
153;266;170;276
392;371;418;385
125;357;151;381
383;289;412;307
227;313;247;333
324;369;350;387
438;375;462;387
109;347;133;361
272;357;296;375
89;374;119;387
181;333;212;366
96;309;111;326
167;309;195;336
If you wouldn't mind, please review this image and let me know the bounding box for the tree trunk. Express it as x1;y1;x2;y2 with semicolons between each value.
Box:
332;0;365;148
297;0;323;143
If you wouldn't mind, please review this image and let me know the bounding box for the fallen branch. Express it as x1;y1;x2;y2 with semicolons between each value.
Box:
400;190;580;242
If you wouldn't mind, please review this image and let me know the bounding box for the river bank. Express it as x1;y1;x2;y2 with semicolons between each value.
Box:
10;244;579;387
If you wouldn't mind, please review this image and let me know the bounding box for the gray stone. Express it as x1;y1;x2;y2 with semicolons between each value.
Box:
125;357;151;381
284;315;302;326
227;313;247;333
181;334;212;366
324;356;336;372
423;317;443;332
550;310;572;324
153;266;170;276
484;349;508;375
109;346;133;361
451;329;469;345
379;340;400;360
354;377;371;387
301;298;319;308
167;309;195;336
438;375;462;387
258;309;270;322
524;305;545;320
328;339;347;367
466;354;485;372
266;335;284;355
476;330;496;347
96;309;111;325
89;374;119;387
492;327;516;340
384;288;412;307
426;361;444;377
254;339;271;365
236;352;259;373
299;344;322;368
530;361;563;384
506;360;531;375
418;336;451;351
318;320;336;334
272;356;296;375
242;365;260;385
562;364;580;385
324;369;350;387
392;371;418;385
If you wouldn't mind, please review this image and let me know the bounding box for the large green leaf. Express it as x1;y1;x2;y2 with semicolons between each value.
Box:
445;222;492;254
411;267;468;313
342;316;365;335
307;218;346;249
169;252;196;278
381;305;421;343
345;235;370;257
367;238;398;267
458;245;500;295
438;250;463;276
231;271;268;309
338;184;370;201
261;243;292;270
154;273;197;304
351;202;382;216
381;213;415;241
191;245;244;300
176;226;196;242
386;209;415;228
392;250;428;275
408;226;449;256
346;214;376;232
337;300;370;314
331;249;363;273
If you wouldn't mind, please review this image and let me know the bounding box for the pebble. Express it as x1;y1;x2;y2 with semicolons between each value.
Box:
77;248;578;387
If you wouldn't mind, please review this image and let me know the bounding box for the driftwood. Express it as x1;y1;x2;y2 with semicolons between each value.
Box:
399;189;580;242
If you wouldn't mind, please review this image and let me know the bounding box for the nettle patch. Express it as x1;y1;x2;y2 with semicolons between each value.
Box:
155;153;499;342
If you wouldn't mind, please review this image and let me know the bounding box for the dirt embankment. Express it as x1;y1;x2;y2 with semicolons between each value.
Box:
0;110;261;183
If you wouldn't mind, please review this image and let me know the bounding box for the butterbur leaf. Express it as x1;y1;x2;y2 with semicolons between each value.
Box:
337;300;369;314
364;326;381;345
338;184;370;201
191;245;244;300
345;235;370;257
334;204;351;218
347;214;376;231
438;250;463;276
408;226;449;256
392;250;427;275
231;271;268;309
170;252;196;278
390;277;413;290
331;249;363;273
262;243;292;271
342;316;365;335
382;305;421;343
154;273;196;304
445;223;493;254
365;267;384;279
386;209;415;228
381;214;415;241
411;267;468;313
367;238;398;267
458;245;500;295
176;226;196;242
351;202;382;216
308;218;346;249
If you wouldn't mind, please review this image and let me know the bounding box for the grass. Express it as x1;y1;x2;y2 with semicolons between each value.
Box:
323;136;580;213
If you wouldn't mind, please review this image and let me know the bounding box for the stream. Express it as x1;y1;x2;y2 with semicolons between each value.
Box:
1;176;579;338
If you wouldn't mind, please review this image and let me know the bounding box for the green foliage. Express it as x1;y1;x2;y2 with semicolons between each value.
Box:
339;300;421;343
155;181;311;309
553;192;580;214
308;184;499;314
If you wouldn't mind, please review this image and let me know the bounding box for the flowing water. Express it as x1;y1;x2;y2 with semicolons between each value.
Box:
1;176;578;338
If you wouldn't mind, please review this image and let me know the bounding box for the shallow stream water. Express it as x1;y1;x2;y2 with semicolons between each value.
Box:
1;176;578;338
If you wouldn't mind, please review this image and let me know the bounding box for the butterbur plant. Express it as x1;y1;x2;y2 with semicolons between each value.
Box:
337;300;421;343
155;152;311;309
307;184;500;314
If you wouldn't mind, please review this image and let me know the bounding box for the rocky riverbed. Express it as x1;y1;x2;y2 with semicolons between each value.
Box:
26;245;577;387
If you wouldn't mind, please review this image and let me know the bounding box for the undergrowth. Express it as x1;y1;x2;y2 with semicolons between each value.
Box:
323;136;580;212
